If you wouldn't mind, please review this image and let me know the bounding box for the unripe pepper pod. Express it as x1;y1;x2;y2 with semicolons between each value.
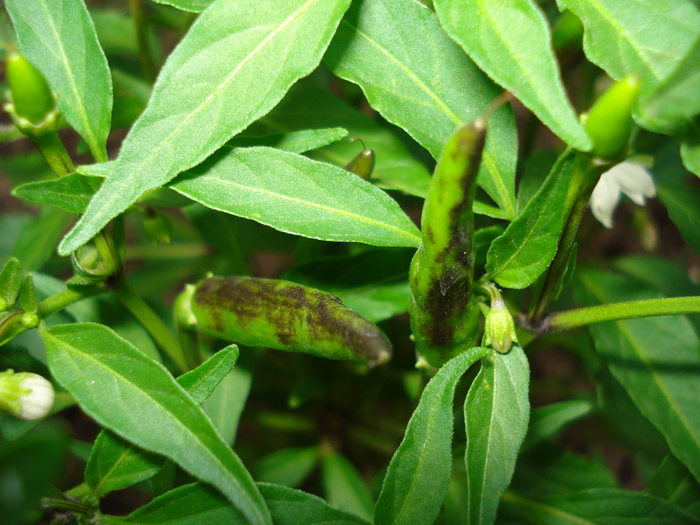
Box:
584;77;640;161
343;138;375;180
409;118;487;367
189;276;392;367
5;51;57;127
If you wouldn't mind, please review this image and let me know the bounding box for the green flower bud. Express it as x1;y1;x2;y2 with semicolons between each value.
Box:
190;276;392;367
343;138;375;180
142;208;173;245
5;51;57;127
483;285;517;354
0;370;55;420
584;77;640;161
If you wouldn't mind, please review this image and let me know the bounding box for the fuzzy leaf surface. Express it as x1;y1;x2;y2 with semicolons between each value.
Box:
325;0;518;217
434;0;591;151
41;324;270;525
171;147;421;247
59;0;350;255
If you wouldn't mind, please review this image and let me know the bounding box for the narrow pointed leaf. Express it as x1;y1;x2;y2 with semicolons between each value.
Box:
325;0;518;217
486;153;572;288
170;147;421;247
227;128;349;154
119;482;372;525
657;184;700;256
434;0;591;151
503;488;700;525
374;346;490;525
12;173;100;214
247;84;432;199
6;0;112;162
576;270;700;483
41;323;270;525
85;346;240;497
322;451;374;521
151;0;212;13
465;346;530;525
253;447;320;488
59;0;351;256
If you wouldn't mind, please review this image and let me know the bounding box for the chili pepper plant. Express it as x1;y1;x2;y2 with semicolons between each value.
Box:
1;0;700;524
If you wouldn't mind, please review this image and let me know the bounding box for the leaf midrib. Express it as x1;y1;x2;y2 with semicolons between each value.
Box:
183;172;421;245
46;330;265;524
120;0;322;183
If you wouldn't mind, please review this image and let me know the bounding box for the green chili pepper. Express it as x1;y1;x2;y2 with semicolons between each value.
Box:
5;51;56;127
343;138;375;180
584;77;640;161
409;119;486;367
188;276;392;367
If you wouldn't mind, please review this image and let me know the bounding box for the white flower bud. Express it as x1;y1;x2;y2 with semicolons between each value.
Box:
0;370;55;420
17;373;55;420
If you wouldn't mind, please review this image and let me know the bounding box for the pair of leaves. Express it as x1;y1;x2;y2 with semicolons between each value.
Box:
59;0;352;256
325;0;519;218
41;324;270;525
375;346;529;525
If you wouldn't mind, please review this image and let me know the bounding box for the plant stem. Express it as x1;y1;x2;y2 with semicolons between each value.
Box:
528;153;609;325
113;281;188;372
544;296;700;332
31;131;75;177
129;0;156;83
37;287;104;319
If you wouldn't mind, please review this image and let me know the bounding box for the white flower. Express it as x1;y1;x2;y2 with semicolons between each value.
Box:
590;161;656;228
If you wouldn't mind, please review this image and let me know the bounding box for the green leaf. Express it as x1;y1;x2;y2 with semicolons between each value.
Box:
657;184;700;255
170;147;421;248
6;0;112;162
227;128;349;154
322;451;374;521
324;0;518;217
246;83;432;198
374;346;490;525
511;446;617;498
12;173;100;214
283;248;414;323
682;128;700;177
203;366;252;446
641;35;700;129
486;153;572;288
179;346;241;405
260;483;373;525
13;208;73;272
85;431;163;498
647;455;700;513
0;423;68;525
434;0;591;151
151;0;212;13
502;488;700;525
465;346;530;525
576;270;700;484
119;482;372;525
556;0;700;131
522;399;593;451
59;0;351;256
41;323;271;525
253;447;320;488
84;347;240;497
